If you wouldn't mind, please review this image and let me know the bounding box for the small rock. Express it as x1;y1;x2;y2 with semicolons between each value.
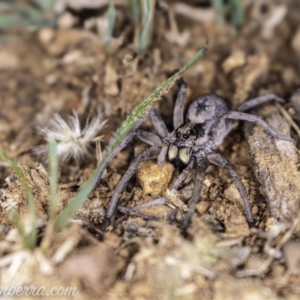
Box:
225;214;250;237
57;12;78;29
104;62;119;96
137;160;175;196
224;184;243;206
283;241;300;275
222;50;246;73
61;243;123;296
38;27;55;44
203;178;212;187
196;201;209;214
0;50;19;70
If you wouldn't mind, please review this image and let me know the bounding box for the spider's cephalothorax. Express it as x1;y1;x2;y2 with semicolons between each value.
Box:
96;79;294;230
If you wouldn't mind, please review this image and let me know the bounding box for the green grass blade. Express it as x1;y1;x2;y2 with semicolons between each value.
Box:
138;0;155;53
10;209;29;248
0;147;37;249
106;2;116;44
229;0;244;29
40;138;58;251
212;0;226;26
0;15;29;29
1;2;43;22
30;0;56;12
48;138;58;217
55;43;208;231
129;0;140;24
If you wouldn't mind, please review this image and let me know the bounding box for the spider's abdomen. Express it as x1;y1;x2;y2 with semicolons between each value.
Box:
186;94;228;125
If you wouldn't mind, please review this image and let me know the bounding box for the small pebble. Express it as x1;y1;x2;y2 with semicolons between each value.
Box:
137;160;175;196
283;242;300;275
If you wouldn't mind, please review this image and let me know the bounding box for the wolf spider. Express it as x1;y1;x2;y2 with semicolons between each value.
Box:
96;79;293;230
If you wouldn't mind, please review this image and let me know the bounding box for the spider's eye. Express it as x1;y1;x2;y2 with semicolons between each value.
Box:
176;132;181;138
190;129;196;136
183;134;189;139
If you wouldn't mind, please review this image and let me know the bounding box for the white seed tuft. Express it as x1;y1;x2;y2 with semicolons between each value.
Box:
35;111;107;162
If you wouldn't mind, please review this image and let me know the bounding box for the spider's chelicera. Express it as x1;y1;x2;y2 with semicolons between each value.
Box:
96;78;293;230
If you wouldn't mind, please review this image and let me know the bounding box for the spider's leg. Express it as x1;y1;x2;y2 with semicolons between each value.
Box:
157;142;169;167
94;116;147;187
171;157;195;190
236;94;284;112
137;130;162;147
117;207;159;221
182;159;209;229
173;78;187;128
149;109;171;167
224;94;286;137
207;152;254;227
150;109;169;138
101;147;160;230
224;111;294;142
119;197;167;215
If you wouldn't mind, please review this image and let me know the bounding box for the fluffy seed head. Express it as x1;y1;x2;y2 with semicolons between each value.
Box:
36;111;107;162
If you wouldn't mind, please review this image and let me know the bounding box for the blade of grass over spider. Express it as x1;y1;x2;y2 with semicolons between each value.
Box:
41;138;58;252
0;147;37;249
55;43;208;231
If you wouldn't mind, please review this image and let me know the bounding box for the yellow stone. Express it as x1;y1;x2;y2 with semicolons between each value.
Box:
136;160;175;196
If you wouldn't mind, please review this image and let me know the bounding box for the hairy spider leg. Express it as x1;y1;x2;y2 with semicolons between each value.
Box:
207;152;255;227
149;108;169;137
137;130;162;148
118;197;167;219
101;147;160;230
224;111;294;142
236;94;284;112
182;159;209;229
94;116;147;187
173;78;187;129
224;94;286;138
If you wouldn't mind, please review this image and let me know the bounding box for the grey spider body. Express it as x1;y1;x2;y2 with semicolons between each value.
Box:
168;94;228;165
97;80;293;230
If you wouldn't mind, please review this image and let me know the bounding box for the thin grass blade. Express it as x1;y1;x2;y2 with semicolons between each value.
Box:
40;138;58;251
0;147;37;249
108;2;116;37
